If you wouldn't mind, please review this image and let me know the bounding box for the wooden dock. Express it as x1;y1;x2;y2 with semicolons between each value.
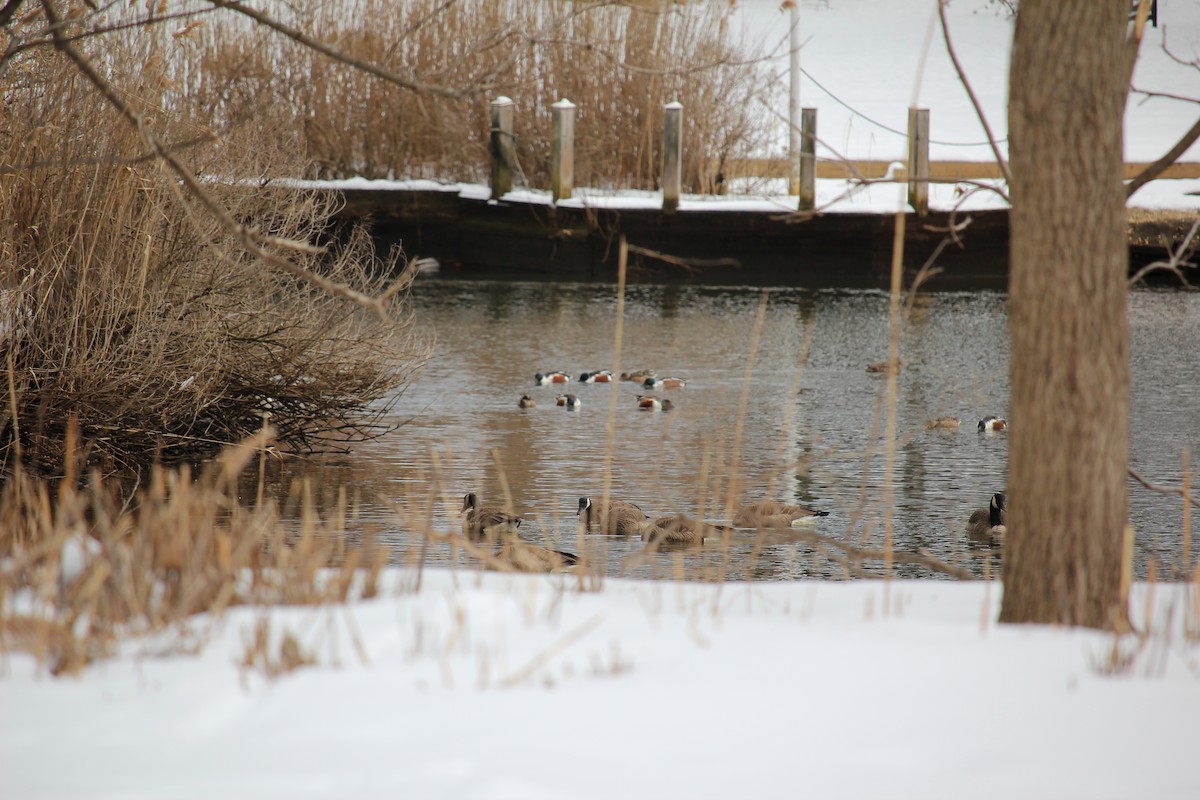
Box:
331;186;1191;291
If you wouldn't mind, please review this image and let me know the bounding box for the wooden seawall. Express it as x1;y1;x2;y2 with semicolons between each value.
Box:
332;187;1184;291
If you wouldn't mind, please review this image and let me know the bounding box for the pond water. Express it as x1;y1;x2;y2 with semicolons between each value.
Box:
290;280;1200;582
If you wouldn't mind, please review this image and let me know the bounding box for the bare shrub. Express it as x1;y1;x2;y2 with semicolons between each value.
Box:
1;40;427;476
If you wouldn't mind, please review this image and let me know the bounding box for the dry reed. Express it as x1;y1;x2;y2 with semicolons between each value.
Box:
183;0;776;192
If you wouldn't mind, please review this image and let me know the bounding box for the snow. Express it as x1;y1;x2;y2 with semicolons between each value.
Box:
5;3;1200;798
3;573;1199;799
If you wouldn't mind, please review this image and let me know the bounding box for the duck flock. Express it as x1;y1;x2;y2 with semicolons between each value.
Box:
521;369;684;413
461;368;1008;573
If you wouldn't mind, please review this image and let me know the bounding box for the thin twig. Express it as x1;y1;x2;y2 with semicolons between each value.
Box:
937;0;1012;185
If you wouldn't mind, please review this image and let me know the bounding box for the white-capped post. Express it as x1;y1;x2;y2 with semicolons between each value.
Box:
662;100;683;213
551;98;576;204
907;106;930;215
798;107;817;211
490;96;515;200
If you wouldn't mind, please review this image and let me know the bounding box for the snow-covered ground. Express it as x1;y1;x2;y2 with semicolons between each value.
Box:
4;3;1200;799
3;573;1199;799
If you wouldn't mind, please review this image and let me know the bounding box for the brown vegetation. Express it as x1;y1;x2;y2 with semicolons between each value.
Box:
1;38;426;477
0;429;387;675
185;0;775;192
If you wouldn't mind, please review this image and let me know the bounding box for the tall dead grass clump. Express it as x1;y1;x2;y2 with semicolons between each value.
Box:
0;428;385;676
186;0;775;192
1;37;427;477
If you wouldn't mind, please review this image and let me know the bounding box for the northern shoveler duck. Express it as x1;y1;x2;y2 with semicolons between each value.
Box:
636;395;674;411
535;371;571;385
642;376;686;389
518;394;536;409
619;370;656;382
577;496;650;535
732;500;829;528
579;370;614;383
556;393;582;409
461;493;522;541
966;492;1006;545
978;416;1007;432
924;416;961;430
640;514;733;548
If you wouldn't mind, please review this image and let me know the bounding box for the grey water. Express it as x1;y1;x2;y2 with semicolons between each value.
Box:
302;280;1200;582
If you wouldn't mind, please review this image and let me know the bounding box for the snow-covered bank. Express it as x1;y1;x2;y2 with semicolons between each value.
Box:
3;572;1198;799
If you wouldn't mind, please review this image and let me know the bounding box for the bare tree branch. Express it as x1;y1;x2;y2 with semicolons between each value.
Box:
0;133;217;175
1126;115;1200;199
1129;465;1200;510
1128;217;1200;287
40;0;391;315
938;0;1012;185
0;0;25;28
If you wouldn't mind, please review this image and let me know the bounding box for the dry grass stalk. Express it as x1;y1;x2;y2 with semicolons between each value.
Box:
0;431;387;676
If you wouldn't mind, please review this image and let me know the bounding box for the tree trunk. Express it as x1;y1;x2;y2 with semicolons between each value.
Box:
1000;1;1131;628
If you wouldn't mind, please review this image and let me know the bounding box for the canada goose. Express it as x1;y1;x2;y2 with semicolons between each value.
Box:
460;493;522;541
636;395;674;411
642;376;686;389
579;370;613;383
619;370;656;382
518;394;536;409
640;514;733;547
966;492;1007;545
924;416;961;430
733;500;829;528
535;371;570;386
491;537;579;573
577;496;649;535
556;393;582;409
978;416;1007;432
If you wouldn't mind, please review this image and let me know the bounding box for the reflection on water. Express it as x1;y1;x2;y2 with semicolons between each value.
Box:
276;281;1200;582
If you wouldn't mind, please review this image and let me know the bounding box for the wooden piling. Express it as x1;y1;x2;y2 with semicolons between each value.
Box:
551;98;576;204
907;107;930;215
490;96;515;200
662;100;683;213
799;107;817;212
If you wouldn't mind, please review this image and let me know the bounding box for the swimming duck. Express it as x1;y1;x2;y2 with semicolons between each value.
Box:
978;416;1007;432
732;500;829;528
640;514;733;547
966;492;1007;545
577;496;650;535
556;393;582;409
924;416;961;430
619;370;656;382
636;395;674;411
642;376;686;389
579;370;613;383
518;394;536;409
535;371;571;385
460;493;523;541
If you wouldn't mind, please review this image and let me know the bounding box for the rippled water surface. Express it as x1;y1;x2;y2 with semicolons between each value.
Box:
291;281;1200;582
